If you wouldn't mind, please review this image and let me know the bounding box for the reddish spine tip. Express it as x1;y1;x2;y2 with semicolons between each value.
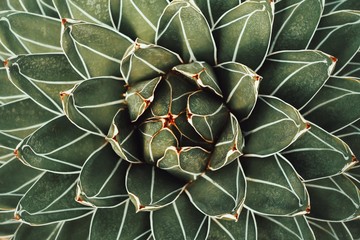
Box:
330;55;338;63
254;75;261;81
61;18;67;25
3;59;8;67
306;122;311;129
14;214;21;221
306;206;311;214
14;149;19;158
352;155;358;163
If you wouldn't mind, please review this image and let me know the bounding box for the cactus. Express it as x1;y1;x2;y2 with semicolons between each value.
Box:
0;0;359;239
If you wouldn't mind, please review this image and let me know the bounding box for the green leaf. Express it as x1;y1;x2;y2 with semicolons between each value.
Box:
207;208;257;240
309;10;360;74
345;164;360;189
61;77;126;135
305;174;360;221
0;12;61;59
61;21;133;78
55;214;93;240
157;146;210;181
90;199;151;240
0;98;56;139
308;220;354;240
5;54;83;114
121;39;182;85
208;113;244;171
270;0;323;52
243;154;310;216
126;164;185;211
151;193;209;240
324;0;360;14
115;0;169;42
256;215;315;240
213;0;274;70
13;222;61;240
126;76;162;122
281;123;356;180
258;50;336;109
194;0;240;27
60;0;113;26
16;116;105;173
344;219;360;239
77;144;128;207
0;159;41;209
186;159;246;220
214;62;260;120
173;61;223;97
0;220;19;238
139;119;179;164
156;0;216;64
301;76;360;132
106;108;143;163
242;95;308;157
16;172;92;224
187;90;229;143
0;67;24;104
339;51;360;78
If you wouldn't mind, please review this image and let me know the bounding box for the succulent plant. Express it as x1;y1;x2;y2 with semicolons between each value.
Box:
1;0;360;239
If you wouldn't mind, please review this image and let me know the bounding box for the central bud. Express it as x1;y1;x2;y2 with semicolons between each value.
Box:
108;39;255;180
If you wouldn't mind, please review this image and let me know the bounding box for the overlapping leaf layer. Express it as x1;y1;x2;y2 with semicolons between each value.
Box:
0;0;359;239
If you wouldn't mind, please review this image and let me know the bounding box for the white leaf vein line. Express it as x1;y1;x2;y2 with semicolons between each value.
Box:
202;175;235;202
116;199;129;239
130;0;156;30
261;215;302;239
212;218;236;240
173;201;187;240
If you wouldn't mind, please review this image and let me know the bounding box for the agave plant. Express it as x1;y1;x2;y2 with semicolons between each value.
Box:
1;0;360;239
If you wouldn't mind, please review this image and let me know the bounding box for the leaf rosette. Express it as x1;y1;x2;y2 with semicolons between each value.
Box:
0;0;359;239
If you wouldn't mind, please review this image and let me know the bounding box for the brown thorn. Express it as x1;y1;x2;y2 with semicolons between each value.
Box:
306;122;311;129
14;149;19;158
61;18;67;25
330;55;338;63
14;214;21;221
3;59;8;67
352;155;358;163
305;206;311;214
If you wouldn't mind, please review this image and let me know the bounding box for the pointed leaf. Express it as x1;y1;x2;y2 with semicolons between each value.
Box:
0;220;19;238
242;95;308;157
301;76;360;132
186;159;246;220
256;215;315;240
16;116;105;173
61;20;133;78
281;123;356;180
90;199;150;240
139;119;179;164
16;172;92;224
309;10;360;74
187;90;229;143
121;39;182;85
208;208;257;240
243;154;310;216
173;61;223;97
116;0;169;42
305;174;360;221
156;0;216;64
0;67;24;105
152;193;209;240
77;144;128;207
126;164;185;211
61;77;126;135
258;50;336;109
213;0;274;70
270;0;323;51
215;62;260;120
208;113;244;171
5;54;83;114
126;76;162;122
106;108;143;163
157;146;211;181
